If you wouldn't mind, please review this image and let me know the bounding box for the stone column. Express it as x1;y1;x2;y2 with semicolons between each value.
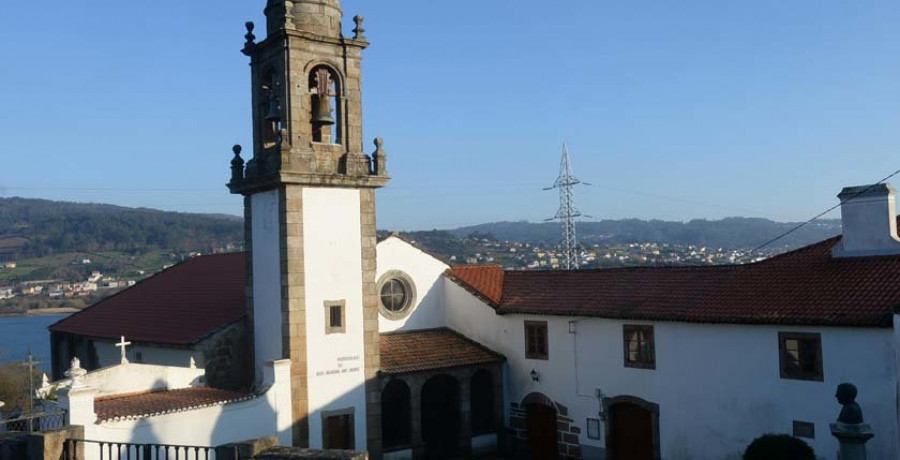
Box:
458;373;473;457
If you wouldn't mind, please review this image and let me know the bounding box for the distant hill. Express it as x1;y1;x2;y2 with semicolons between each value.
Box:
447;218;843;251
0;197;243;258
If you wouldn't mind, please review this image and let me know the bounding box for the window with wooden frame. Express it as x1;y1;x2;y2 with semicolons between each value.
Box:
623;325;656;369
779;332;823;381
524;321;549;360
324;300;346;335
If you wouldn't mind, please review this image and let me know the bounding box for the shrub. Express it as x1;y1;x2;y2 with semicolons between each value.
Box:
743;434;815;460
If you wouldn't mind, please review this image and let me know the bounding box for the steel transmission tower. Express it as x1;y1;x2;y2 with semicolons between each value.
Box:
545;142;584;270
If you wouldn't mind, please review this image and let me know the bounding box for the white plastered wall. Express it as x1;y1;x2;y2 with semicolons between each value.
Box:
252;190;283;379
376;237;450;333
302;187;367;449
444;280;900;460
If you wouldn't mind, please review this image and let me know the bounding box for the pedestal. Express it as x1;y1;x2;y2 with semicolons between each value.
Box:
830;422;874;460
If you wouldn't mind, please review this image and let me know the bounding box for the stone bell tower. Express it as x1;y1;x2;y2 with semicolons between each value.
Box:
227;0;388;454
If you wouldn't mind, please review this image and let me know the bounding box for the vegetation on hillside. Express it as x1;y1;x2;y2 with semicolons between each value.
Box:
0;197;242;258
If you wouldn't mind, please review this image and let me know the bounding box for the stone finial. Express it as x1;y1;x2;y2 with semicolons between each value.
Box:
230;144;245;184
65;357;87;387
242;22;257;56
353;15;366;40
372;137;387;176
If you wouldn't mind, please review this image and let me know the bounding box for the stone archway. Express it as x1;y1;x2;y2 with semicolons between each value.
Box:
421;374;461;459
523;393;559;460
604;396;660;460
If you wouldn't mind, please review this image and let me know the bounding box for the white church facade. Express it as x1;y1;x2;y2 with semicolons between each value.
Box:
40;1;900;459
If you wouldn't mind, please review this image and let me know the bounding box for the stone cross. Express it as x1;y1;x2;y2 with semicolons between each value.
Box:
115;336;132;364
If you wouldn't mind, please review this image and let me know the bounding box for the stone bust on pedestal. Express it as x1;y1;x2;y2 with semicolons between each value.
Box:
830;383;874;460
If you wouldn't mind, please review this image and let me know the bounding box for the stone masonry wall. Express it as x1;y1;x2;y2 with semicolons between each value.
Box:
508;401;583;460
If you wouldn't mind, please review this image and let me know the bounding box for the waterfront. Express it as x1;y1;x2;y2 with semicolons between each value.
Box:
0;314;67;372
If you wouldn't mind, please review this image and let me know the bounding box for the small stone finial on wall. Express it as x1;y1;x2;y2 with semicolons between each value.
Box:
831;382;874;460
242;22;257;56
231;144;245;185
65;357;87;387
372;137;387;176
353;15;366;40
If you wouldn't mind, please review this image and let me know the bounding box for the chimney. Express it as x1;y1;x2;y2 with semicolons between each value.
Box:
832;183;900;258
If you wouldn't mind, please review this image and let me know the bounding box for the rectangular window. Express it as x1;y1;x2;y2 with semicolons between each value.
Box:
586;418;601;440
524;321;549;360
322;409;355;450
779;332;823;381
793;420;815;439
324;300;346;335
623;325;655;369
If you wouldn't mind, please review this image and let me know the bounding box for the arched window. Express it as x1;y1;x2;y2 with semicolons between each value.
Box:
260;68;280;149
470;369;494;434
309;65;341;145
381;379;411;448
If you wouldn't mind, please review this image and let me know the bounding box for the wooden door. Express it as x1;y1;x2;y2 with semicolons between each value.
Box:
609;403;654;460
526;403;559;460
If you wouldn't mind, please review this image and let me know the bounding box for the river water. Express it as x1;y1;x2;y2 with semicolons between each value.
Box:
0;314;67;372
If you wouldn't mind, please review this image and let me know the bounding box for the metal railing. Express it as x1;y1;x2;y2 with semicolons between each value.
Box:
0;410;67;433
64;439;217;460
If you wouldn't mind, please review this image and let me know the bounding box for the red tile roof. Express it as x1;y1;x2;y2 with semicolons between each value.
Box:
449;237;900;327
94;387;254;422
50;253;247;345
446;265;504;306
380;328;504;374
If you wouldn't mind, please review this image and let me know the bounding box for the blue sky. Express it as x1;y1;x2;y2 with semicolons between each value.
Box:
2;1;900;229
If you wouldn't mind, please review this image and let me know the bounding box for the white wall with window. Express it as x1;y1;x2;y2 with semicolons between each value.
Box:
443;279;900;460
376;237;449;333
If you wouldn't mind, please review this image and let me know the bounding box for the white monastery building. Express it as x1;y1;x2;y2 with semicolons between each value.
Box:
40;1;900;459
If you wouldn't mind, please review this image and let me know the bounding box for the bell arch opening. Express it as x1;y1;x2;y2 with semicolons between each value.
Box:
309;65;342;145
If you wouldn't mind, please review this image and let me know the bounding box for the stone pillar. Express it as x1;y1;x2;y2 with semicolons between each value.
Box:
408;375;424;459
27;426;84;460
830;423;874;460
458;373;473;457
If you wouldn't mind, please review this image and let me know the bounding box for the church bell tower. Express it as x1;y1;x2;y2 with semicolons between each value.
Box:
228;0;387;453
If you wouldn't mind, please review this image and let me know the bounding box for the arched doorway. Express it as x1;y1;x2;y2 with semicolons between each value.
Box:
382;379;411;449
522;393;559;460
470;369;494;434
605;397;660;460
421;374;460;459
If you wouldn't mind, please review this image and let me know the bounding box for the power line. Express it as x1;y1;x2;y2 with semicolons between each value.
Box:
749;168;900;253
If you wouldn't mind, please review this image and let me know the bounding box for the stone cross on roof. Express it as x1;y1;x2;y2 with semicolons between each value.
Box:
116;336;132;364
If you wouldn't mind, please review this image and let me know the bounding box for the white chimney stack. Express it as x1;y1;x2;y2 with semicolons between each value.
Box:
832;183;900;258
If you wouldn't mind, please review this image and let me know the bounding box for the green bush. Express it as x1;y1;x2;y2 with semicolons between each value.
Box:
743;434;815;460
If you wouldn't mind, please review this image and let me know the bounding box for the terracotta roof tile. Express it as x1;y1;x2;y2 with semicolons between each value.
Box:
380;328;504;374
94;387;254;422
446;265;504;306
50;253;246;345
448;237;900;327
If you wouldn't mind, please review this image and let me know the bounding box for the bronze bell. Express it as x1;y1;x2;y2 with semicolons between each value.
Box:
265;97;281;123
313;95;335;126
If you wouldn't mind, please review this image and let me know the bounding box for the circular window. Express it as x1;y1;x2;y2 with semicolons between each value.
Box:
377;270;417;320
